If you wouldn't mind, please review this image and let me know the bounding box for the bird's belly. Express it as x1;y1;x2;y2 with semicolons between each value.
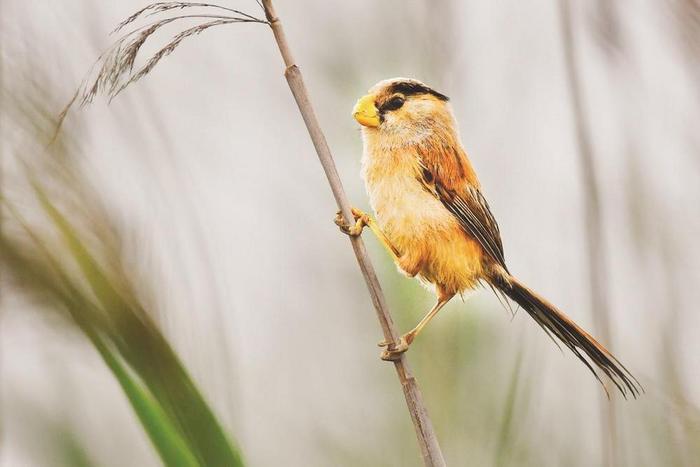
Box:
368;176;483;294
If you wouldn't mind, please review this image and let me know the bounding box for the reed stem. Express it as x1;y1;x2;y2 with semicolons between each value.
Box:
261;1;446;465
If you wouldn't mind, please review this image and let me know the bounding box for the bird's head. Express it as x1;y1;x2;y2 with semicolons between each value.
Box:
353;78;451;144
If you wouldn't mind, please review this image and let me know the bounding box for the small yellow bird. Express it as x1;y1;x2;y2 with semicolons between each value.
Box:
336;77;640;397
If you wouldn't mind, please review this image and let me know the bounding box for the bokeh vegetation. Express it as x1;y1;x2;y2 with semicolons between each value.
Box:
2;1;699;466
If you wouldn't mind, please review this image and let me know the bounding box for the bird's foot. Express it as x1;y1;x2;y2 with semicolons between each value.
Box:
378;333;414;361
334;208;370;237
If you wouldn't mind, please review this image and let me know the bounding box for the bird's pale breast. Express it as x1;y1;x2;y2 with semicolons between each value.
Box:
361;147;483;295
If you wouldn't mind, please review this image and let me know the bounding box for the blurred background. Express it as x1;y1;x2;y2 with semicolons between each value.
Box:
1;1;699;466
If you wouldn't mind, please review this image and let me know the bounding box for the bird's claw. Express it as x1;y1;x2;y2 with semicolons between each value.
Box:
334;208;369;237
334;211;352;234
378;336;411;361
349;207;370;221
334;211;359;236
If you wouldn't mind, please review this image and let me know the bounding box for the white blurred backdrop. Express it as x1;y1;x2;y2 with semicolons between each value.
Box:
1;1;699;466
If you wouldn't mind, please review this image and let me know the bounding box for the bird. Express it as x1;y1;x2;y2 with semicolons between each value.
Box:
335;77;641;398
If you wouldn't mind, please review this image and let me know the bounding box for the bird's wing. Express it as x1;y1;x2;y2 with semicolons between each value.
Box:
417;146;507;270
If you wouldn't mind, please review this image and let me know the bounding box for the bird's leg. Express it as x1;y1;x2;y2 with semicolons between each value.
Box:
334;207;400;261
379;292;455;361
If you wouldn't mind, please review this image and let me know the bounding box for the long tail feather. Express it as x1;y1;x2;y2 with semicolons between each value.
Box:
491;271;642;399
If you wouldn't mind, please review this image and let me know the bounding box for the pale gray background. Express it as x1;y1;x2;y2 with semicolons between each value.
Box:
1;1;698;466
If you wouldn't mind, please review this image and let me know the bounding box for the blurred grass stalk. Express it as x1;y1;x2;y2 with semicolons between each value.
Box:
559;0;619;464
0;80;244;465
1;178;244;467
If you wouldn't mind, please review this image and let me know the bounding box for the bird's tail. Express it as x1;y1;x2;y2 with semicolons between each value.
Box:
490;270;642;398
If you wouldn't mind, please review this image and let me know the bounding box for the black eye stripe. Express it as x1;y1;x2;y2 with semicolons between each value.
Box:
379;96;405;112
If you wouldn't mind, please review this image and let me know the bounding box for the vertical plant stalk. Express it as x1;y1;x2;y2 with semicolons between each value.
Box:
261;1;445;466
559;1;618;465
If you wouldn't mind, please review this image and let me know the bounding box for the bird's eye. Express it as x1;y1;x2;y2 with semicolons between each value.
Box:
382;96;405;112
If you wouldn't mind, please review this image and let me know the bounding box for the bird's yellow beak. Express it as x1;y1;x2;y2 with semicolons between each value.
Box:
353;94;380;128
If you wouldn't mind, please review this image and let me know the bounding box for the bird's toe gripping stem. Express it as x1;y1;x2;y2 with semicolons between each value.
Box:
378;333;414;361
334;208;370;237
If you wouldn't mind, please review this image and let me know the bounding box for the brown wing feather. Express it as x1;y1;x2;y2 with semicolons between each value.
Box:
416;143;640;397
417;145;508;271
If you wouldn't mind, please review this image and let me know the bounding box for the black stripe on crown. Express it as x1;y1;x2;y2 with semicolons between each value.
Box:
389;81;449;101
